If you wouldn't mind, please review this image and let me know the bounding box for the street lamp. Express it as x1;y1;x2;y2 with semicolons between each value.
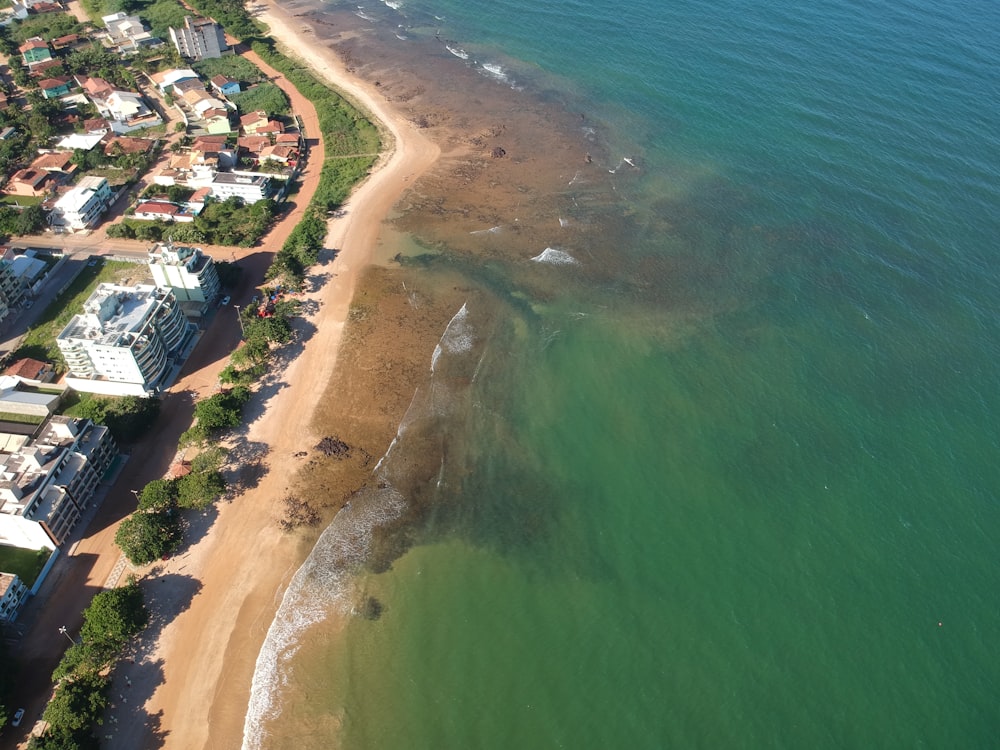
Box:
130;489;140;503
58;626;75;645
234;304;245;337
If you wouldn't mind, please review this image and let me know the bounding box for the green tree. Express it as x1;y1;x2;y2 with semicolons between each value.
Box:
192;387;250;435
137;479;177;512
114;510;182;566
176;469;225;510
80;578;148;649
14;204;47;235
42;670;107;735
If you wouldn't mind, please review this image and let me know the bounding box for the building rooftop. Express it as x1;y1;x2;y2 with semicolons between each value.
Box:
57;284;164;347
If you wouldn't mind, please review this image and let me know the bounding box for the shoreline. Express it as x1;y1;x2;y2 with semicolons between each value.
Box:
104;3;440;747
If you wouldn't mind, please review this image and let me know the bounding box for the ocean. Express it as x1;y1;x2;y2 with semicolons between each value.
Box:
244;0;1000;747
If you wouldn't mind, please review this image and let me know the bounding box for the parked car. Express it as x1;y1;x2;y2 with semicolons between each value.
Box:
220;295;231;306
12;708;24;727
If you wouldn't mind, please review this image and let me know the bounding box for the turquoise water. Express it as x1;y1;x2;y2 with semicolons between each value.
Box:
246;0;1000;747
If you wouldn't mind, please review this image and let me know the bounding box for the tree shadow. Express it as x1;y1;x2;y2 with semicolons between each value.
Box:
102;573;202;748
222;439;271;499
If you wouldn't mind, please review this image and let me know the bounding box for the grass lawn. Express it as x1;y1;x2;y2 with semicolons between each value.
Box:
0;545;51;588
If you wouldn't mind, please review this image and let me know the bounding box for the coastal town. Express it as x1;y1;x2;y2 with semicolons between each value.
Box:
0;0;397;745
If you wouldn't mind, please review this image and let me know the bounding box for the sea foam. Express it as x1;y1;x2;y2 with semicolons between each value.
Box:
241;485;407;750
531;247;579;265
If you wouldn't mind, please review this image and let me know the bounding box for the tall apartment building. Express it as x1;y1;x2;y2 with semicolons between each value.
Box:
169;16;229;61
0;255;26;323
56;284;192;395
0;416;117;545
148;241;221;309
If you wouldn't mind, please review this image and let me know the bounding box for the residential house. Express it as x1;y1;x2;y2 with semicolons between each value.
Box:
133;200;194;223
210;74;240;97
275;132;302;146
237;135;270;157
57;283;193;395
30;151;75;176
182;87;226;117
48;175;114;231
83;117;111;134
239;110;269;135
254;119;285;137
81;79;163;134
56;133;105;152
4;358;55;382
18;37;51;67
259;144;297;165
102;12;159;53
169;16;229;61
148;68;199;96
202;108;231;135
104;136;154;156
51;33;87;52
186;186;211;214
5;168;50;197
38;75;72;99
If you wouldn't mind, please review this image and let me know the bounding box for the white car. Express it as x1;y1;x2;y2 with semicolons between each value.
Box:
12;708;24;727
220;295;231;306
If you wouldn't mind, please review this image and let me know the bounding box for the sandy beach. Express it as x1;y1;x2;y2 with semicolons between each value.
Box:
100;5;440;748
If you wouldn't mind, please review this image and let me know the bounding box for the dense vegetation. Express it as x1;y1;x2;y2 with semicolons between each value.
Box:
229;81;289;116
63;394;161;444
191;53;265;85
108;195;279;246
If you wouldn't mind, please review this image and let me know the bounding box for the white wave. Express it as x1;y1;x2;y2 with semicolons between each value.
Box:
446;45;469;60
531;247;579;265
355;10;375;21
383;0;402;8
470;225;502;235
479;62;519;89
242;486;407;750
559;217;571;227
430;302;474;373
608;156;639;174
395;32;408;40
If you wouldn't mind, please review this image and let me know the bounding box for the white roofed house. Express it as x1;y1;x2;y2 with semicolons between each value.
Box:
49;176;114;231
148;68;200;96
85;84;163;135
101;11;160;53
56;284;194;396
211;173;273;204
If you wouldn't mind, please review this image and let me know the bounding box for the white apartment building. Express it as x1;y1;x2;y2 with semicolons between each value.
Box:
148;241;221;308
210;172;272;204
49;176;113;231
57;284;192;394
169;16;229;61
0;572;29;622
0;416;117;545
